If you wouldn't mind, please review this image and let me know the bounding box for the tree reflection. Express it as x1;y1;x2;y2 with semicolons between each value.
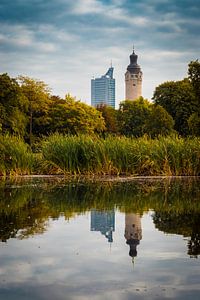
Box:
0;177;200;259
153;212;200;257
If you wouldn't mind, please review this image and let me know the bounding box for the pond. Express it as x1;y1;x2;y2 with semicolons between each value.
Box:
0;177;200;300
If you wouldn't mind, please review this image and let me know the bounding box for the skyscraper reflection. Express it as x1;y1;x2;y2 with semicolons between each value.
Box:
90;209;115;243
124;213;142;258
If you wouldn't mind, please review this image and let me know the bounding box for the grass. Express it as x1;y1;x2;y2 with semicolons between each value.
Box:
0;135;34;176
40;134;200;176
0;133;199;176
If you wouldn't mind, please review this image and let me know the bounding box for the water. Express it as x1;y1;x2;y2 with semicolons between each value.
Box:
0;177;200;300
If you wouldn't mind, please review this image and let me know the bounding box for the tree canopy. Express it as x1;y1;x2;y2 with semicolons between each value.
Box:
0;73;28;136
17;76;52;143
1;60;199;143
152;79;197;136
48;94;105;135
118;97;174;137
96;104;119;135
188;60;200;105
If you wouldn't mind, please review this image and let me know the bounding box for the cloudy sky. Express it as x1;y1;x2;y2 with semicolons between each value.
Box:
0;0;199;107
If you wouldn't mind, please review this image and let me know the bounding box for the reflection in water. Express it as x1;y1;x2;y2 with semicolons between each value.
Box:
153;212;200;258
124;213;142;259
90;209;115;242
0;177;200;258
0;178;200;300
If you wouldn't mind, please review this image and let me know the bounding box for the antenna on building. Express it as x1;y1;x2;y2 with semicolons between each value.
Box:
110;59;112;68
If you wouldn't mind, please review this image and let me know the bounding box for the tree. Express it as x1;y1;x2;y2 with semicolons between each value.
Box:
96;104;119;135
48;94;105;135
0;73;28;136
146;104;175;137
188;60;200;105
188;113;200;136
118;97;151;137
17;76;52;144
118;97;174;137
152;79;197;136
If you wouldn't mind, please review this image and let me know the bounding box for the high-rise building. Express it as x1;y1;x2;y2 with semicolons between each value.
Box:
91;66;115;108
125;47;142;100
90;209;115;243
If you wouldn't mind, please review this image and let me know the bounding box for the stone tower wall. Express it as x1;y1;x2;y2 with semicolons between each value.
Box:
125;71;142;100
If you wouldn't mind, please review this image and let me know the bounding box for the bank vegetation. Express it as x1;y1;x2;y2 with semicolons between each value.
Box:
0;134;200;177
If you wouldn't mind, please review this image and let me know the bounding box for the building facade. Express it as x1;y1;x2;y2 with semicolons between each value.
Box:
124;213;142;259
91;209;115;243
91;66;115;108
125;47;142;100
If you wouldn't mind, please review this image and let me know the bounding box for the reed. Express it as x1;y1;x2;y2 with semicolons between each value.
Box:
0;135;33;176
0;133;199;176
40;134;200;176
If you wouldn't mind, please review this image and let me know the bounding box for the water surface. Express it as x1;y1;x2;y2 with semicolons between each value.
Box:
0;177;200;299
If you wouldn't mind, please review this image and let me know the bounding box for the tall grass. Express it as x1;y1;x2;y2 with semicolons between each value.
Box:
41;134;200;176
0;134;199;176
0;135;34;176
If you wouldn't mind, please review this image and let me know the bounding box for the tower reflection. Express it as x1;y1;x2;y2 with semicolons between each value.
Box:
125;213;142;259
90;209;115;243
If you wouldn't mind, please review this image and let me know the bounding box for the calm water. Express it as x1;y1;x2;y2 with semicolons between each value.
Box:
0;177;200;300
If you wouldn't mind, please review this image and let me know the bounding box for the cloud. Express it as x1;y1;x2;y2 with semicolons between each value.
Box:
71;0;105;15
0;0;199;105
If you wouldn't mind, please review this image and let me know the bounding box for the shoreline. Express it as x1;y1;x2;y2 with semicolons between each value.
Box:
1;174;199;183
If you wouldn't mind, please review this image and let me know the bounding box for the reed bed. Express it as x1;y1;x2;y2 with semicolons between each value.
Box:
0;133;199;176
41;134;200;176
0;135;33;176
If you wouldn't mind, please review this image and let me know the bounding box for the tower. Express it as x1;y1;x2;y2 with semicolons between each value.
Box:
124;213;142;258
125;47;142;100
91;65;115;108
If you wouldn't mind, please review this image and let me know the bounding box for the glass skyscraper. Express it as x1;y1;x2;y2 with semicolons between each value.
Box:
91;66;115;108
90;209;115;243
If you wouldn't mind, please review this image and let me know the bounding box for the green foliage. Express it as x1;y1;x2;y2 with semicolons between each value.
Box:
152;79;197;136
0;178;200;256
188;112;200;136
48;95;105;135
17;76;52;144
96;104;119;134
188;60;200;105
40;134;200;176
146;104;175;137
118;97;174;137
0;73;28;136
118;97;151;136
0;135;34;176
41;134;106;174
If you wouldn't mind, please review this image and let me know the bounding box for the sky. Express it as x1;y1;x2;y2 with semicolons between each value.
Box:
0;0;199;107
